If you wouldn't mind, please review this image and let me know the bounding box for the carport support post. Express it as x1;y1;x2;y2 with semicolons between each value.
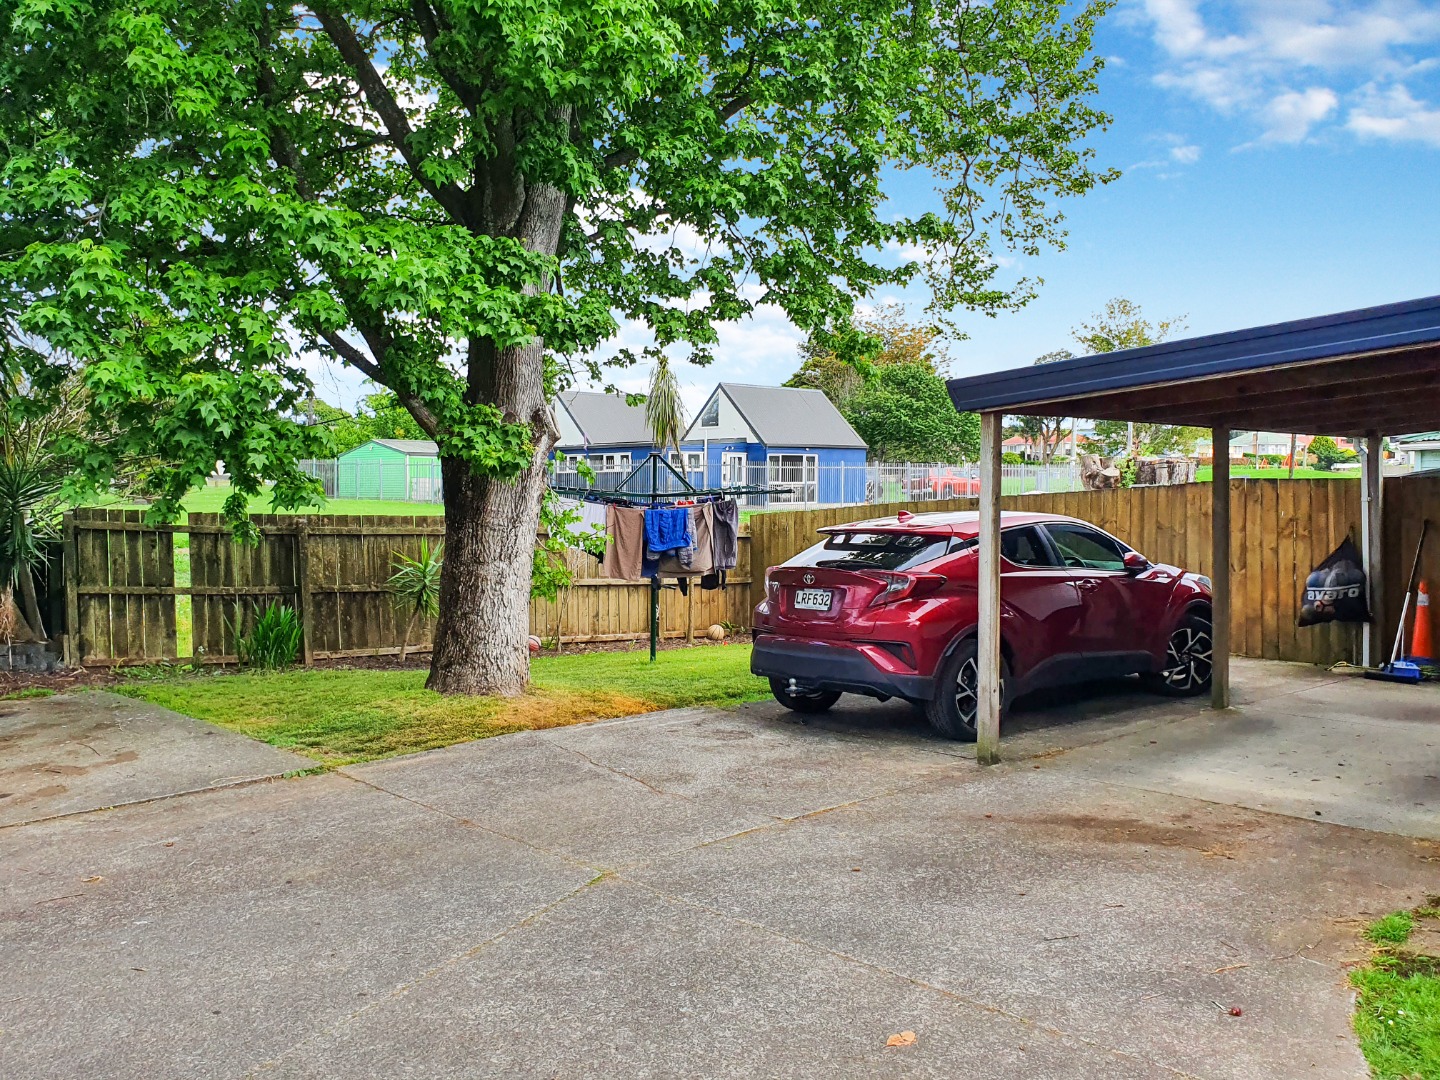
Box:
1361;433;1384;667
1211;426;1231;710
976;410;1003;765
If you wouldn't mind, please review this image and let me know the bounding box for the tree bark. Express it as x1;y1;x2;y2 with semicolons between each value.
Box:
17;565;46;642
427;432;552;695
424;178;566;696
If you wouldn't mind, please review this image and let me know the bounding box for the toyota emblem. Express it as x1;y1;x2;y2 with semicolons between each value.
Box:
803;573;815;585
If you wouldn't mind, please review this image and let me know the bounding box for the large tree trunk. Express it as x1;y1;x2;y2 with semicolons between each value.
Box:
424;177;565;696
17;565;46;642
426;447;550;695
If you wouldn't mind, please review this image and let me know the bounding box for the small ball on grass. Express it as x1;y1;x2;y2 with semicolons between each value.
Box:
707;624;726;641
528;635;542;654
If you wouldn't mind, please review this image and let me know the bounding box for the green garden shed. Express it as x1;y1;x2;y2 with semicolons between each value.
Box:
336;439;441;502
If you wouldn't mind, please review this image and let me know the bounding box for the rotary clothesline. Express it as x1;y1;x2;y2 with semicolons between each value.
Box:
551;453;794;659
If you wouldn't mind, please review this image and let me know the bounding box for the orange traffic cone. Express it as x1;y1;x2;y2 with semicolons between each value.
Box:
1410;581;1433;663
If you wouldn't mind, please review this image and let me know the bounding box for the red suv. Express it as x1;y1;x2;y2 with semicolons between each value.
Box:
751;511;1213;740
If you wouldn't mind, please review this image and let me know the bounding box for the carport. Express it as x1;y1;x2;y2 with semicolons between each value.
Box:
948;295;1440;763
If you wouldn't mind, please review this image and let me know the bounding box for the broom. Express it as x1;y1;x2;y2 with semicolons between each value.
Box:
1365;519;1431;684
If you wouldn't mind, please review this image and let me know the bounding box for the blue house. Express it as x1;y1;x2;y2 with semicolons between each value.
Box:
552;390;654;477
681;383;868;504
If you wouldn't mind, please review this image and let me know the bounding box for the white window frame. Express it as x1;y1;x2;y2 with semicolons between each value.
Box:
721;452;747;487
767;453;819;505
593;453;631;472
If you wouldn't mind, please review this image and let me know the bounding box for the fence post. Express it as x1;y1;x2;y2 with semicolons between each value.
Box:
296;519;314;667
62;512;80;667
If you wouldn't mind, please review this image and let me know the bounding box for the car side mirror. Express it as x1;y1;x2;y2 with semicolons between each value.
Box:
1123;551;1150;574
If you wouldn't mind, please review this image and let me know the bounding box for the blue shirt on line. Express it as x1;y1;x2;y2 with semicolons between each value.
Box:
644;507;692;555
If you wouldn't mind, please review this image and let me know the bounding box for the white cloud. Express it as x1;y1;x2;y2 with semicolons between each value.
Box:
1348;82;1440;144
1259;86;1340;142
1169;142;1203;163
1132;0;1440;146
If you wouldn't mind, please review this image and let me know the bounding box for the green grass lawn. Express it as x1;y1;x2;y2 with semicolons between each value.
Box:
175;483;442;517
115;643;768;765
1351;904;1440;1080
1195;465;1350;482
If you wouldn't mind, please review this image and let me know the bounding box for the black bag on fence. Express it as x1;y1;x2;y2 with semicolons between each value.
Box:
1297;536;1370;627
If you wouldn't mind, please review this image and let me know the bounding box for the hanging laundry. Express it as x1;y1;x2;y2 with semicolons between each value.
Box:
711;498;740;571
658;503;714;575
576;500;608;534
644;506;692;555
602;504;646;580
700;569;727;591
555;497;609;538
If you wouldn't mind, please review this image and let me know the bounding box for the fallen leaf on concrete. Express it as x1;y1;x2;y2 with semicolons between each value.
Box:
1211;963;1249;974
81;876;104;884
886;1031;916;1047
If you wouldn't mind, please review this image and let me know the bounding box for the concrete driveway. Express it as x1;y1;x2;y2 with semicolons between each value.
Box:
2;660;1436;1079
0;691;312;827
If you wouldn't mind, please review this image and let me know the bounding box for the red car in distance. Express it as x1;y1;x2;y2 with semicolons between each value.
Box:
751;510;1214;740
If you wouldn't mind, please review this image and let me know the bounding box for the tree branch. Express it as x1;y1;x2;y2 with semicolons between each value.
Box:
602;91;755;171
409;0;483;116
308;1;473;228
317;329;440;437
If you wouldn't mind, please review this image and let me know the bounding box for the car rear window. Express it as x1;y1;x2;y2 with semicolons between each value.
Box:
787;532;965;572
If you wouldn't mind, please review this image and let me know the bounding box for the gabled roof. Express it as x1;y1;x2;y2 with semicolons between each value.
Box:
1392;431;1440;444
692;383;867;449
556;390;652;449
373;439;439;455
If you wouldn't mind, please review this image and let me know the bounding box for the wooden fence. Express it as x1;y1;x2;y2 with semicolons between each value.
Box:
1380;472;1440;656
747;479;1367;667
62;508;752;666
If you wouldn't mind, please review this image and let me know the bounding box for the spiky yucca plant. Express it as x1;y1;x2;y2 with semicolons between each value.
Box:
388;540;443;661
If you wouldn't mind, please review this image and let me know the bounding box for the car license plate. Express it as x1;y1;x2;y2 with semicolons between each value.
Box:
794;587;833;611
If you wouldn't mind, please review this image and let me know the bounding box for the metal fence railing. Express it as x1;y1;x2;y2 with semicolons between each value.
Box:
294;455;1225;508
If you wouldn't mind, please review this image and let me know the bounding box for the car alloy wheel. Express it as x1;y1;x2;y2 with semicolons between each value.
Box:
953;655;1003;726
1161;623;1212;691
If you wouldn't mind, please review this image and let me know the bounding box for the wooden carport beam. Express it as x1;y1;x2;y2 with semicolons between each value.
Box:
1361;434;1384;667
976;410;1003;765
1211;426;1231;710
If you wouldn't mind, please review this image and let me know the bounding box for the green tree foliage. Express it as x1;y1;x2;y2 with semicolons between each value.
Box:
1307;435;1357;471
787;304;952;409
1071;300;1204;458
790;304;979;460
845;363;981;462
307;392;428;455
1089;419;1206;458
1;0;1114;693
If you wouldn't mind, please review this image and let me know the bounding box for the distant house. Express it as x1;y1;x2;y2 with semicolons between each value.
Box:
1394;432;1440;471
680;383;868;503
1229;431;1314;460
552;390;654;475
336;439;440;500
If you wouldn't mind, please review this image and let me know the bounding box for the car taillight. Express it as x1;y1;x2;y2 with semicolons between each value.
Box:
765;567;779;604
869;572;945;607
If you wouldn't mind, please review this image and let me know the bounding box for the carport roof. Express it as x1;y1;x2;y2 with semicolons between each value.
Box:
947;294;1440;436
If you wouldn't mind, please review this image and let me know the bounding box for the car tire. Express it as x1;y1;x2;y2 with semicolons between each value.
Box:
925;638;1010;741
1144;611;1213;697
769;677;841;714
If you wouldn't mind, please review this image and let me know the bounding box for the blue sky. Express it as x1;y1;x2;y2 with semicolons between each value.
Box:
306;0;1440;418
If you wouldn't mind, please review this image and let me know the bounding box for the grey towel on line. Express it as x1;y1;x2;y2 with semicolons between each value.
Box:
712;498;739;571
